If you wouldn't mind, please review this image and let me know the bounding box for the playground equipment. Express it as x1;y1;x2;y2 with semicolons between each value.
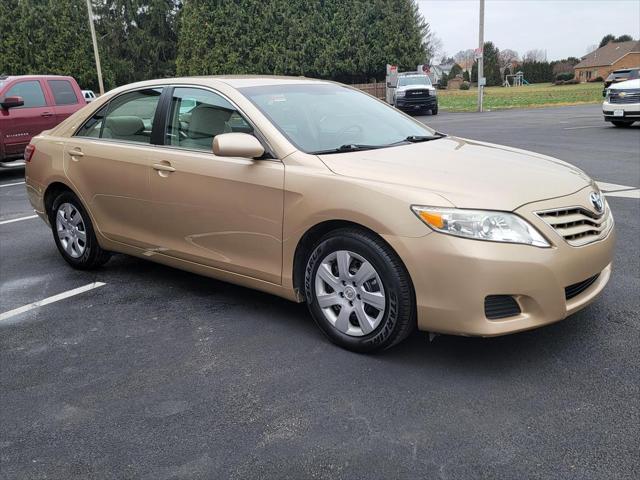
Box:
503;71;529;87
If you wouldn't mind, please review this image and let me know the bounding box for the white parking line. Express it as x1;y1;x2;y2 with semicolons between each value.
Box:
0;282;106;323
0;215;38;225
0;181;25;188
563;125;603;130
605;189;640;199
596;181;639;192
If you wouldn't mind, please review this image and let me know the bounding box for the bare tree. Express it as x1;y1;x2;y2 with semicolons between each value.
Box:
426;35;444;64
585;44;598;55
498;49;519;69
454;49;475;72
523;49;546;62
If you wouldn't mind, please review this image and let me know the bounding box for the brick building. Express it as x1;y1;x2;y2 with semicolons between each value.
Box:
574;40;640;82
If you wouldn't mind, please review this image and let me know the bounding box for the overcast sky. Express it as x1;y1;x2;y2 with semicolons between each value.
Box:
417;0;640;61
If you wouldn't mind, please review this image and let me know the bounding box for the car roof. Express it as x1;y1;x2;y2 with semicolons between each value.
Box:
105;75;334;94
0;74;76;81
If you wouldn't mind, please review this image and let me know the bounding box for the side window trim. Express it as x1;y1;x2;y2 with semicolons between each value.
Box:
158;84;276;159
151;86;174;146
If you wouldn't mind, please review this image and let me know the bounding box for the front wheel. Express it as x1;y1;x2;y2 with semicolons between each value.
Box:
304;228;415;353
49;191;110;269
431;105;438;115
611;120;634;127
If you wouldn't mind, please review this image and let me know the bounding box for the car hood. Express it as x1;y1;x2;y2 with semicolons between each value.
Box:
397;85;435;93
317;136;592;211
610;78;640;90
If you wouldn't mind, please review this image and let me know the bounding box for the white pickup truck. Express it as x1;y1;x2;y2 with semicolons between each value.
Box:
603;78;640;127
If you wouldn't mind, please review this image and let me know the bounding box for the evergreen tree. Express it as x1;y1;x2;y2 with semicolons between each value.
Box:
470;42;501;86
177;0;431;83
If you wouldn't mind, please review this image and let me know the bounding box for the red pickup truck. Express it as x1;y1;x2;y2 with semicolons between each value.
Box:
0;75;87;168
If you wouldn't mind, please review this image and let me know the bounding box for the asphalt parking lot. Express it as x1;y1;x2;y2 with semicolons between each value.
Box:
1;104;639;479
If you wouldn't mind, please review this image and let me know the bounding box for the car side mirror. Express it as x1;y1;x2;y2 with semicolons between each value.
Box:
213;132;265;159
1;96;24;109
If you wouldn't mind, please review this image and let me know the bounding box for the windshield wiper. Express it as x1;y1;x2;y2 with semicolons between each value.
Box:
311;144;386;155
404;132;447;142
384;132;447;147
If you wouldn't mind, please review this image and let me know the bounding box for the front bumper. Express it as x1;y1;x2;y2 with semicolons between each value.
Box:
383;189;615;336
603;100;640;121
395;97;437;111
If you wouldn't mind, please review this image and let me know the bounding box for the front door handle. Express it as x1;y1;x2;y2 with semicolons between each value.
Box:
41;112;53;118
153;163;175;173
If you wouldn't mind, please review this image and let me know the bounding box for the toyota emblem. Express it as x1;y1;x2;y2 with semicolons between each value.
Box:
589;191;604;213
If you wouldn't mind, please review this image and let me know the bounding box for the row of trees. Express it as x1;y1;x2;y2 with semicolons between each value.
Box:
0;0;180;90
177;0;429;83
1;0;435;90
442;43;582;86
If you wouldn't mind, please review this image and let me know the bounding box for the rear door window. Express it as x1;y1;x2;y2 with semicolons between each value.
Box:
75;88;163;144
4;80;47;108
48;80;78;105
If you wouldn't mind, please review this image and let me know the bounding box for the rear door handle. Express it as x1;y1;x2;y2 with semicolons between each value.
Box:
153;163;175;172
68;148;84;160
41;112;53;118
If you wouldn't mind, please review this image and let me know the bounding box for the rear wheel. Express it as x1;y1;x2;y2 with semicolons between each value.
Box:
304;228;415;353
49;191;110;269
611;120;634;127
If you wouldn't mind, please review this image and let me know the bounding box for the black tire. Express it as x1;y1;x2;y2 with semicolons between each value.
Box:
49;191;110;269
431;105;438;115
304;228;415;353
611;120;633;127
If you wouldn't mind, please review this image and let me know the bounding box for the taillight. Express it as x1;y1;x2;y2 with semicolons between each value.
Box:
24;144;35;162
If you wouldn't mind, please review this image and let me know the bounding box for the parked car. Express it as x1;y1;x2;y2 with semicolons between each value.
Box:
603;78;640;127
393;73;438;115
82;90;97;103
0;75;86;168
25;76;614;352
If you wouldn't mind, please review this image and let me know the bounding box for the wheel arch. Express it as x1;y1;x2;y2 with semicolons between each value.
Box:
291;219;415;300
43;181;78;219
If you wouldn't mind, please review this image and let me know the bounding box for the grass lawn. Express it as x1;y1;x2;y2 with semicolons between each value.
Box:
438;82;603;112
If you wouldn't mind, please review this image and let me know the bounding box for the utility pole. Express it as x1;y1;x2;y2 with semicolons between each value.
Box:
85;0;104;95
477;0;485;112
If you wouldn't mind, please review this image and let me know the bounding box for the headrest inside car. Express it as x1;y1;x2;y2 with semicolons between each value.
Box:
105;116;144;136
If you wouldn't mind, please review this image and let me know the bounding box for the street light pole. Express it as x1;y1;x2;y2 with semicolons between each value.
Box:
85;0;104;95
477;0;485;112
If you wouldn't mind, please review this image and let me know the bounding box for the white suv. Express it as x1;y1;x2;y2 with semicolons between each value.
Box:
603;78;640;127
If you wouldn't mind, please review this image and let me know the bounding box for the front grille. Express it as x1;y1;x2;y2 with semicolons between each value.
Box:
485;295;521;320
565;274;600;300
405;89;430;100
536;205;613;247
609;89;640;104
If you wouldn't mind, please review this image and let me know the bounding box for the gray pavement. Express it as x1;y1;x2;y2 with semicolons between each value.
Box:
1;104;639;479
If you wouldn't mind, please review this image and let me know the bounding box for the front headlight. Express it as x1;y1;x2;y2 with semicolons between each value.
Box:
429;89;437;96
396;90;406;98
411;206;550;247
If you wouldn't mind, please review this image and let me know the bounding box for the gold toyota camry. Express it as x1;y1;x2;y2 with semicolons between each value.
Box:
24;76;615;352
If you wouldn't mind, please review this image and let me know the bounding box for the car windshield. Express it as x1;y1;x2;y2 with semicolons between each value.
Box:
239;83;435;154
398;76;431;87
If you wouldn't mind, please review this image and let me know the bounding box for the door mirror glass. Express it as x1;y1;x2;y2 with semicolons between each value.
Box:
0;96;24;109
213;132;265;159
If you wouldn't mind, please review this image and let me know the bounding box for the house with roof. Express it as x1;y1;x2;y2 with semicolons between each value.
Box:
574;40;640;81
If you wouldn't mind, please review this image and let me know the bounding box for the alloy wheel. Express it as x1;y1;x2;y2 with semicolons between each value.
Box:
56;202;87;259
314;250;386;336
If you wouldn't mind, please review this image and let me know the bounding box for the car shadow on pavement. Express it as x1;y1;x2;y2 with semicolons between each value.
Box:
103;253;591;374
